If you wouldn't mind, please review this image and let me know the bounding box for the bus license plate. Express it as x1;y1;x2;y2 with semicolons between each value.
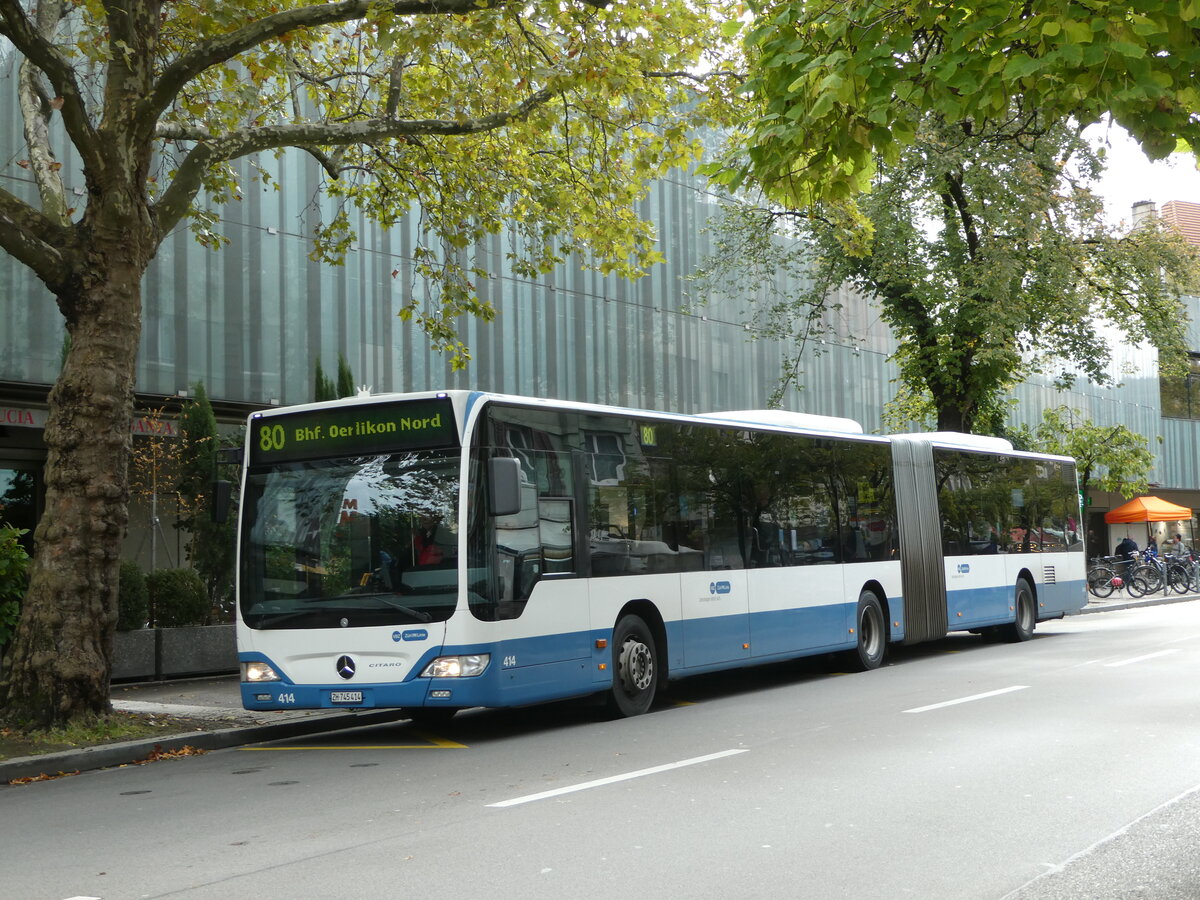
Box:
330;691;363;704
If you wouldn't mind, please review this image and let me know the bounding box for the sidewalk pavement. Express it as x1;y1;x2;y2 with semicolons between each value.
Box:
2;677;410;783
3;591;1197;783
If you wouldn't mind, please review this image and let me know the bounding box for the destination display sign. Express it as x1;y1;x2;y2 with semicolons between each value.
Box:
249;397;457;465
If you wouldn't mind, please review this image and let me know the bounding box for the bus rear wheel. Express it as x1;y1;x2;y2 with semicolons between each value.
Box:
1002;578;1036;643
846;590;886;671
606;614;658;717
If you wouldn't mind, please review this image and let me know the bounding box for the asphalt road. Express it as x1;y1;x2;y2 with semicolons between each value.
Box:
4;602;1199;900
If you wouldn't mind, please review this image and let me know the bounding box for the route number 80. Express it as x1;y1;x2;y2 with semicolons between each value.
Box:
259;423;286;453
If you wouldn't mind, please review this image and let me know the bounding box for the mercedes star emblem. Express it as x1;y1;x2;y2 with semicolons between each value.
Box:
336;655;356;680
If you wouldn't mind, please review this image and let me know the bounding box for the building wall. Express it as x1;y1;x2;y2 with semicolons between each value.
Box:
4;59;1200;523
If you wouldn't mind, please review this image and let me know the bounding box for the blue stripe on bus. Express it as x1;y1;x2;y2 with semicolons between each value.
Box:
1033;578;1087;616
749;604;856;657
945;578;1087;628
945;583;1013;627
239;579;1081;711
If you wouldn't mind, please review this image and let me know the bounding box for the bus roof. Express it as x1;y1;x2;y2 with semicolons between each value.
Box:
695;409;864;434
891;432;1014;452
250;391;1072;463
461;392;879;441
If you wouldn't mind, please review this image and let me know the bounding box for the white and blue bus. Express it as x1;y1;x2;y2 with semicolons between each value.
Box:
236;391;1086;718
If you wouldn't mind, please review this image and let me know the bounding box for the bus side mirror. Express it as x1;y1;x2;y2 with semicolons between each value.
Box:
488;458;522;517
211;480;233;524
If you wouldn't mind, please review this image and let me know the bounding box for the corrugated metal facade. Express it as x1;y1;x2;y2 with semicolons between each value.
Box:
3;57;1200;495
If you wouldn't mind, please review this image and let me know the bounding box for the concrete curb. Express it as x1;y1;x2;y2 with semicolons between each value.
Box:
1072;593;1200;615
1;708;409;785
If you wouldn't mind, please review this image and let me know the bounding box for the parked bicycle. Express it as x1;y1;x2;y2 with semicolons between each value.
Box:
1127;550;1191;595
1164;551;1200;593
1087;555;1148;599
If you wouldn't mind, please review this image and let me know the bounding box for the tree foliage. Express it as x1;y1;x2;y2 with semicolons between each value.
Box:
116;560;148;632
699;114;1200;432
175;382;234;621
0;0;744;725
0;523;30;654
1009;406;1156;499
146;567;208;628
336;353;355;399
687;202;840;407
314;358;336;402
732;1;1200;207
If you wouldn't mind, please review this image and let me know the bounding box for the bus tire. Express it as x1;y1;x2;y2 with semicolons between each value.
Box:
846;589;886;671
1002;578;1036;643
606;614;658;717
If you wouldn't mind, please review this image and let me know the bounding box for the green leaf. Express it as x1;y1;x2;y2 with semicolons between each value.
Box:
1002;54;1042;79
1110;40;1148;59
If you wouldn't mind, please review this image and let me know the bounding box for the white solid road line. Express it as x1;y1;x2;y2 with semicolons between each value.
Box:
1104;648;1181;667
487;748;750;808
903;685;1029;714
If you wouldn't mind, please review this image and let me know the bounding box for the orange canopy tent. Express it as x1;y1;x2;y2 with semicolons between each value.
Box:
1103;496;1193;524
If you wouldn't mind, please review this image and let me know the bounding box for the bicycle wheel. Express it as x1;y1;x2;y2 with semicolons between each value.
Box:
1167;563;1191;595
1126;574;1150;598
1131;563;1161;594
1088;566;1116;598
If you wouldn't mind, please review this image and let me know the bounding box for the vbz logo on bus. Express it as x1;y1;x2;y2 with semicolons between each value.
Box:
957;563;971;575
710;581;732;595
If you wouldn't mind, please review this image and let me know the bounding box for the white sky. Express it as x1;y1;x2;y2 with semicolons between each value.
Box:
1087;121;1200;227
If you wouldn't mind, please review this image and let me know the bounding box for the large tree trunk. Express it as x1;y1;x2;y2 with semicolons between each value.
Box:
0;237;148;727
936;405;969;433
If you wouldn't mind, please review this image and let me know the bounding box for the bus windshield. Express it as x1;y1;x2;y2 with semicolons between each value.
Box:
239;450;460;629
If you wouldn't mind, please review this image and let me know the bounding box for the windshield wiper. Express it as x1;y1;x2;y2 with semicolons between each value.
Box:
354;591;434;622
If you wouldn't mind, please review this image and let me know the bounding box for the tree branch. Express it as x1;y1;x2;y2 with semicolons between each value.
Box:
645;69;745;85
18;59;71;226
0;187;73;289
152;88;554;233
146;0;607;125
17;0;71;228
0;0;102;172
940;168;979;260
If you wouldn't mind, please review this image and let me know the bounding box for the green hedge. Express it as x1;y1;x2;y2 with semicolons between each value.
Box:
117;560;149;631
147;567;209;627
0;523;30;651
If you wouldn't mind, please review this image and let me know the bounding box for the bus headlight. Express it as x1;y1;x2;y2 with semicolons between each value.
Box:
241;661;282;682
421;654;490;678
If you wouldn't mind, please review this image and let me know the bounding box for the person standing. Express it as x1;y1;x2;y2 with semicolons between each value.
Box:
1166;532;1189;557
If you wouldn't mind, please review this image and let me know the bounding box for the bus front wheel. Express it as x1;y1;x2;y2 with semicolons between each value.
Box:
607;614;658;717
846;590;886;671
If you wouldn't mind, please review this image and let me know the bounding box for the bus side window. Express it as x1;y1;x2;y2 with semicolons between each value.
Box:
494;451;575;616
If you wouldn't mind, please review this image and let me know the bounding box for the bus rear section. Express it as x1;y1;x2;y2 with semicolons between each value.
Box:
891;435;1086;646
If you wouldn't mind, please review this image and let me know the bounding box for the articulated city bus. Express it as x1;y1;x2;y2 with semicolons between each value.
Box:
235;391;1085;718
